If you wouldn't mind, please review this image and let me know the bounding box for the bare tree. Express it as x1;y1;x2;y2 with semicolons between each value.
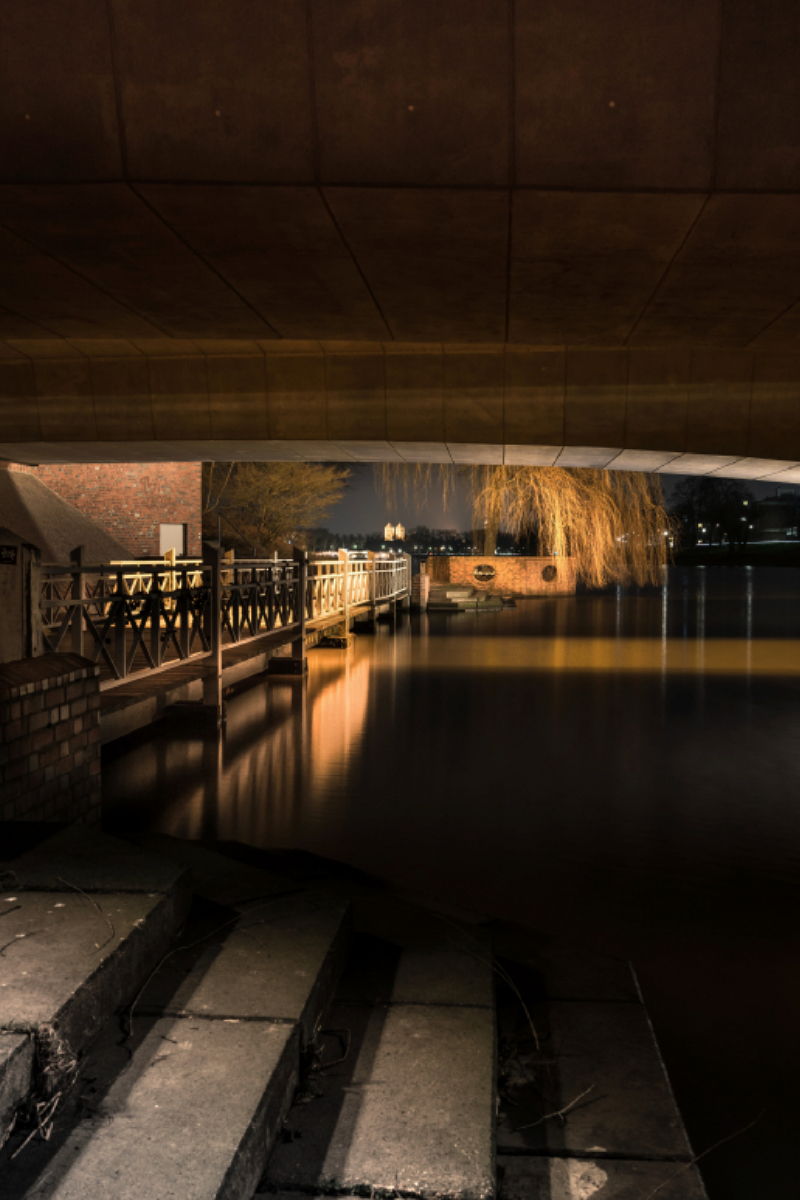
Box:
203;462;351;553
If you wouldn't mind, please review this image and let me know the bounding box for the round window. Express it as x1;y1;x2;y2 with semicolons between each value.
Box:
542;564;557;582
473;563;497;583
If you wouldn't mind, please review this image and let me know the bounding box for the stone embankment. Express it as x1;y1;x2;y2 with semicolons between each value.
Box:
0;827;707;1200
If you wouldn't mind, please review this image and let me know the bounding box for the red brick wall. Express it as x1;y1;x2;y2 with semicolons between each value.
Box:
426;555;577;595
30;463;202;558
0;653;101;825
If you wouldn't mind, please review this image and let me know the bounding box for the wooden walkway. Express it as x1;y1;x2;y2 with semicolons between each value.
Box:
97;603;385;744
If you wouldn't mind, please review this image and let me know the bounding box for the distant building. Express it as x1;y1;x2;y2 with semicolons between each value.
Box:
753;488;800;542
5;462;201;558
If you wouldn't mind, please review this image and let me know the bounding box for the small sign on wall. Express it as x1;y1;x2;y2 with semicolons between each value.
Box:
0;545;18;566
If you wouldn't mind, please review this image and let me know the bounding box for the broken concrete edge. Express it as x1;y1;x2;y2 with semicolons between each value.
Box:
217;1022;301;1200
297;904;354;1049
628;961;707;1176
0;1032;34;1150
1;882;192;1118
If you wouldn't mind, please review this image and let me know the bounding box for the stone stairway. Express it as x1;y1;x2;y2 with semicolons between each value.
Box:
427;584;510;612
1;830;708;1200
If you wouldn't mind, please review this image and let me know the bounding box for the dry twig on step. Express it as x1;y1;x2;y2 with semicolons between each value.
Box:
57;877;116;953
514;1084;596;1132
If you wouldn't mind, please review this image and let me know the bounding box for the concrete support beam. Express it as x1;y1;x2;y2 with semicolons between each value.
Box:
2;342;800;479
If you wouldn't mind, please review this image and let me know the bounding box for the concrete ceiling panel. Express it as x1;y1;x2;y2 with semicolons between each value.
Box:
34;359;95;444
555;447;621;467
685;349;753;457
625;348;690;452
443;349;504;445
110;0;314;181
0;186;273;339
207;355;269;441
509;193;704;344
657;453;742;475
755;465;800;485
564;350;627;449
503;445;562;465
630;195;800;345
504;348;565;446
515;0;718;188
747;353;800;460
0;307;57;339
312;0;509;185
324;350;387;441
138;186;388;341
716;0;800;190
277;441;355;462
91;358;154;443
147;356;211;441
385;350;445;443
392;443;453;464
335;441;404;461
448;444;504;465
324;189;508;342
606;450;682;472
0;226;162;339
0;0;121;182
0;360;38;442
709;458;800;479
264;354;327;441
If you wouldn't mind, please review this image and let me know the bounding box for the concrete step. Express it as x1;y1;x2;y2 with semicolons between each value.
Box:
0;827;191;1150
22;1016;299;1200
3;841;351;1199
261;923;496;1200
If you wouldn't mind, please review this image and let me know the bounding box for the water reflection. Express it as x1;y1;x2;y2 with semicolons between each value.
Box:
103;568;800;1200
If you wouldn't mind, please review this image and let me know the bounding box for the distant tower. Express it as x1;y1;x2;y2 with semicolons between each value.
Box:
384;522;395;541
395;522;406;541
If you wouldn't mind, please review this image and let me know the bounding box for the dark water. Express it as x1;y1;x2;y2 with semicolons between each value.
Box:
103;567;800;1200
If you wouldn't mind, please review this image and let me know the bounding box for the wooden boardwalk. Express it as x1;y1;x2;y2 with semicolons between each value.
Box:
97;603;384;744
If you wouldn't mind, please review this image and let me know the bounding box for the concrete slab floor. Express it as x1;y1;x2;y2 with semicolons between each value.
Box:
496;998;693;1160
137;894;351;1047
266;1000;495;1200
136;833;297;908
492;921;639;1003
19;1016;299;1200
499;1155;708;1200
0;890;177;1052
2;825;188;897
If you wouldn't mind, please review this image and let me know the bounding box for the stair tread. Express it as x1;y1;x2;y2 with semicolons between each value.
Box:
136;835;292;909
267;1001;495;1200
23;1016;298;1200
0;891;175;1046
138;895;351;1046
2;826;188;897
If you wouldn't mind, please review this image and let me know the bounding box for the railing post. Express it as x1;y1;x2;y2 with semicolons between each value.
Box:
338;548;349;630
114;567;128;677
178;564;191;659
402;552;412;607
292;546;308;670
203;541;225;722
149;565;162;668
69;545;85;655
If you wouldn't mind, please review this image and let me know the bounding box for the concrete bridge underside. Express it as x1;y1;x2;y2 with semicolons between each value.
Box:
2;1;800;477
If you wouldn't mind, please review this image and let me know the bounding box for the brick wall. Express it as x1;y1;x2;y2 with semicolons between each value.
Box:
427;555;577;595
28;463;201;558
0;653;101;825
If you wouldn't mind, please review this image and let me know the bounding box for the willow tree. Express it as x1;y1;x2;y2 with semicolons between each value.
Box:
377;464;672;588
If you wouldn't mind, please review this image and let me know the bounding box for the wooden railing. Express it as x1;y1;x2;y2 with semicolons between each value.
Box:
40;549;409;683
